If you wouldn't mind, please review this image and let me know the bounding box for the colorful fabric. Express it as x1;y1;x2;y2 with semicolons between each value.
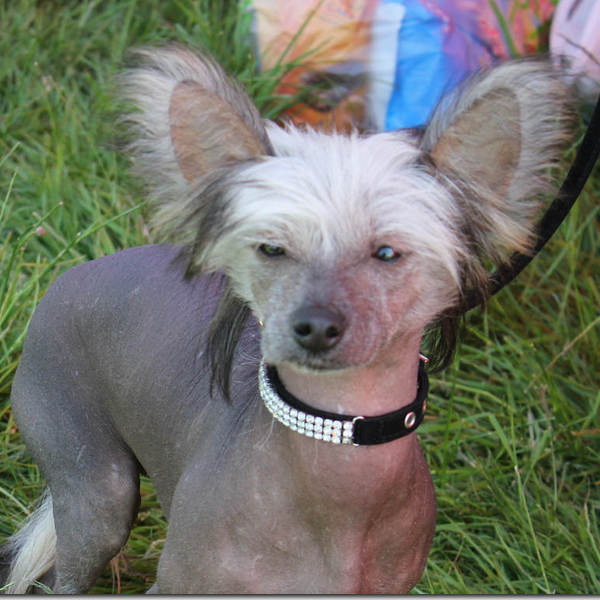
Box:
250;0;556;131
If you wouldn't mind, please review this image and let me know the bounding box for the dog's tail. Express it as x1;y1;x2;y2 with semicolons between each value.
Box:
0;491;56;594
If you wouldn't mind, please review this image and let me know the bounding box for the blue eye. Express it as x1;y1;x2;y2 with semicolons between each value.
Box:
373;246;402;262
259;243;285;257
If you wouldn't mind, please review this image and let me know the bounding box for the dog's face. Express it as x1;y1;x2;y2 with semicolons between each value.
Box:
122;47;571;373
205;128;464;370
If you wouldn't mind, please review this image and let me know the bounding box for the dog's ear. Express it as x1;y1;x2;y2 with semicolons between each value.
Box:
422;60;572;263
168;79;269;182
119;45;272;242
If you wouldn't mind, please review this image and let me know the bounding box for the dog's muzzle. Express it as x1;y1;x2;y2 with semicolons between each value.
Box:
258;357;429;446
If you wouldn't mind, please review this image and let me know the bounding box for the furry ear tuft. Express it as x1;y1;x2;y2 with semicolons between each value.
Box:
118;44;272;244
422;59;574;264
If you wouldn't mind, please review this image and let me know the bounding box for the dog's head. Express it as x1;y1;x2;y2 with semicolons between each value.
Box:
121;46;572;392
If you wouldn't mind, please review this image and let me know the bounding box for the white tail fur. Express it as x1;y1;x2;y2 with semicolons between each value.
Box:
3;491;56;594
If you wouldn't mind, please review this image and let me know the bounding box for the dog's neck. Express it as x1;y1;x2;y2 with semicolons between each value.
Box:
250;328;430;505
240;333;436;591
252;332;427;488
274;334;422;417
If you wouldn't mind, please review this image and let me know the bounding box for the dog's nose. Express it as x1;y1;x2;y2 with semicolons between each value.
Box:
291;306;345;353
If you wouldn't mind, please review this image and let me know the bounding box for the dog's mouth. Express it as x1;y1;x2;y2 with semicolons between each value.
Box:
288;356;348;372
273;349;362;374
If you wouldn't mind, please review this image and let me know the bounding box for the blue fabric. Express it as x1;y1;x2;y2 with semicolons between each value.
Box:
383;0;495;130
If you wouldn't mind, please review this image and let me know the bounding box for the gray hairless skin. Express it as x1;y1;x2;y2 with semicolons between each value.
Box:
11;245;435;593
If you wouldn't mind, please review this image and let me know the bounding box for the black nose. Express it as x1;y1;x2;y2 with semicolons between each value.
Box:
291;306;345;353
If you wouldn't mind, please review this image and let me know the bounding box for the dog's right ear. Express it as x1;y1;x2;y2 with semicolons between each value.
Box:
119;45;272;240
168;78;269;182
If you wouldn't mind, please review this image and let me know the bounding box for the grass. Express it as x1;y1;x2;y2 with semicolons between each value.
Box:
1;0;598;594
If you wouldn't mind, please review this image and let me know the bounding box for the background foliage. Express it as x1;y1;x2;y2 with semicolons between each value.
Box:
0;0;598;593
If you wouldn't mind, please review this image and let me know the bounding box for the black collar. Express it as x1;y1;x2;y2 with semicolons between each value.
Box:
259;360;429;446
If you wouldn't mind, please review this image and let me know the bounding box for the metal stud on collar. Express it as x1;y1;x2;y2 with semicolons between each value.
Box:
404;411;417;428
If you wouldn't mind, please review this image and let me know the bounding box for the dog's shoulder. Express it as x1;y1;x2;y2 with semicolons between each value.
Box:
32;244;221;341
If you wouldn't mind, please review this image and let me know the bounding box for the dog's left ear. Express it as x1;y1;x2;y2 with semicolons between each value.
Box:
422;60;573;263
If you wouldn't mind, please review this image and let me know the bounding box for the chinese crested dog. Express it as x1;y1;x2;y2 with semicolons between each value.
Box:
1;46;571;593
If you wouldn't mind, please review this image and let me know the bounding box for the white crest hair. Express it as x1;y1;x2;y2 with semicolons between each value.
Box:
202;125;466;289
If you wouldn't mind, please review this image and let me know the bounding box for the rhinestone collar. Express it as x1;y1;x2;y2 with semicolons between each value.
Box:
258;359;429;446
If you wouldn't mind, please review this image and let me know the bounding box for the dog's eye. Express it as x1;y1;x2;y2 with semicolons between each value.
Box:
373;245;402;262
259;243;285;257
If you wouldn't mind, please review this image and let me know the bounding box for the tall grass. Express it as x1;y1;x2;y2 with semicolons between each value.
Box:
1;0;598;593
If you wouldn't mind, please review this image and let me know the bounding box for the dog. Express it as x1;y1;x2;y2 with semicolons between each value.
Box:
0;45;572;593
